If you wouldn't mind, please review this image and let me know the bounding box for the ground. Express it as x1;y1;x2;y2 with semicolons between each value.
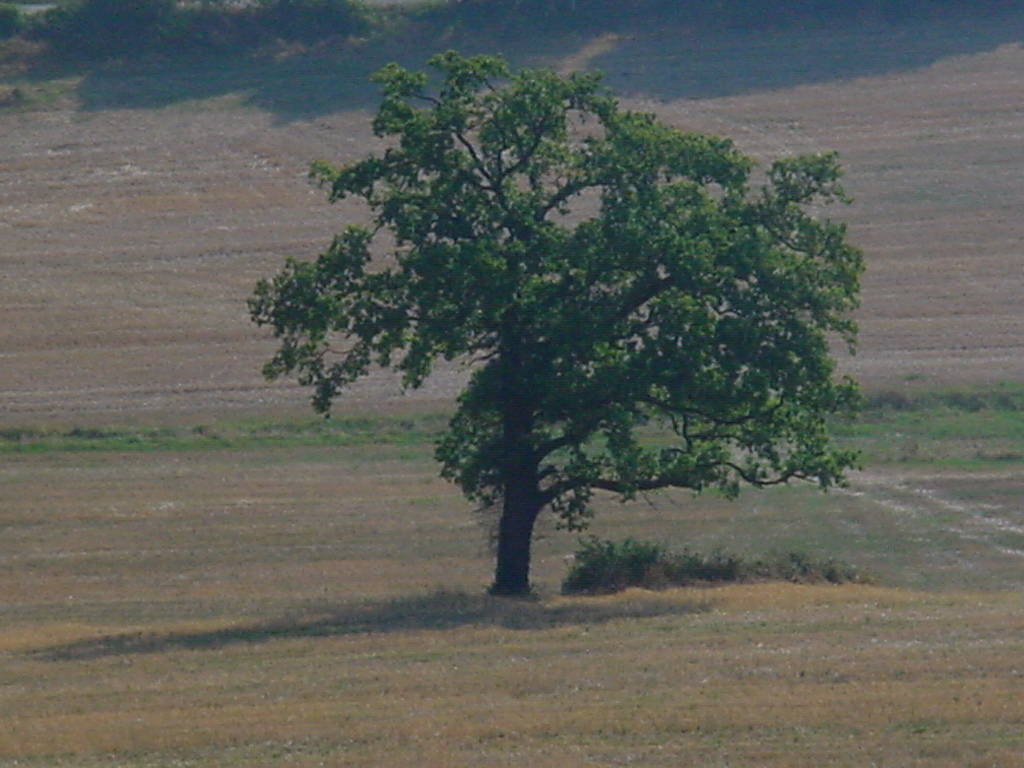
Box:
2;14;1024;767
2;16;1024;425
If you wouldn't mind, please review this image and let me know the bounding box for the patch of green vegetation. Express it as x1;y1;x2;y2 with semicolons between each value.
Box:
864;382;1024;413
562;536;865;595
0;412;450;454
8;385;1024;467
410;0;1020;41
26;0;377;62
0;4;24;39
835;383;1024;468
4;0;1019;71
0;74;79;107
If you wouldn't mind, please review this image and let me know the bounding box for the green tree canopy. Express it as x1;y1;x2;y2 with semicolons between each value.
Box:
250;51;863;595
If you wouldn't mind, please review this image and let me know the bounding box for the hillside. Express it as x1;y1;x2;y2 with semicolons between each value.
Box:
2;13;1023;425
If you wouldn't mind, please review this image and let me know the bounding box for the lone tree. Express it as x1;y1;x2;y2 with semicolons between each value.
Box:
250;52;863;596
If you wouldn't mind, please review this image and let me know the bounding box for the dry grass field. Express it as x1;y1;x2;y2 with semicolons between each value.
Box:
3;12;1024;767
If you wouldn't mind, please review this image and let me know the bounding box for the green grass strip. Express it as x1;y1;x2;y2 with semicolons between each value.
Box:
0;413;449;454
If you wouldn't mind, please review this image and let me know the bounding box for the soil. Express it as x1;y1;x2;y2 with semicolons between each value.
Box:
2;15;1023;427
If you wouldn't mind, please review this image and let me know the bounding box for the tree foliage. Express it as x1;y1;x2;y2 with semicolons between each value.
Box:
425;0;1019;38
250;52;863;595
35;0;176;57
0;4;26;40
18;0;1019;63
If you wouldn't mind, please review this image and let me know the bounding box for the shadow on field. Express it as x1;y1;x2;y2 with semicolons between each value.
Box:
65;44;420;117
33;590;709;661
589;15;1024;101
22;13;1024;118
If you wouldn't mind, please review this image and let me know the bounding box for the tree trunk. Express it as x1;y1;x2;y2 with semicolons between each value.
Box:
490;313;542;596
490;476;543;596
489;394;543;595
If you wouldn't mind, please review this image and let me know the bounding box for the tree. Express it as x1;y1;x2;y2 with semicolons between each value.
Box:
249;51;863;596
0;4;25;40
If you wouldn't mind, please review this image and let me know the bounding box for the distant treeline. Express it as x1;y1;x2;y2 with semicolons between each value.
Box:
435;0;1019;35
3;0;373;58
1;0;1019;60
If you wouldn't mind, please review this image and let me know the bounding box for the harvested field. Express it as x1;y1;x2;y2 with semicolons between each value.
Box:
3;13;1024;767
4;436;1024;766
2;16;1024;423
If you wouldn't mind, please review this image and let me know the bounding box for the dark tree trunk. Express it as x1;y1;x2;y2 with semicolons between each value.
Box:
490;468;544;595
490;395;544;594
491;313;542;596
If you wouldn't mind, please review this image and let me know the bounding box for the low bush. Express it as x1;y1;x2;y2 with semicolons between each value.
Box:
33;0;177;58
561;538;668;595
173;0;370;56
29;0;371;61
418;0;1021;40
17;0;1023;63
0;3;25;39
864;384;1024;414
562;537;864;595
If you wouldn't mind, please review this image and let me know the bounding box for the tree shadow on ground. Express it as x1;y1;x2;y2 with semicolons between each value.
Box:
32;589;710;661
61;44;421;117
583;14;1024;102
17;12;1024;119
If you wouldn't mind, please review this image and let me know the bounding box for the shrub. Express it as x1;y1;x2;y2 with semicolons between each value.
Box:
562;537;864;595
419;0;1020;40
29;0;370;60
561;538;668;595
263;0;367;44
35;0;177;58
0;3;24;39
753;550;863;585
174;0;369;55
